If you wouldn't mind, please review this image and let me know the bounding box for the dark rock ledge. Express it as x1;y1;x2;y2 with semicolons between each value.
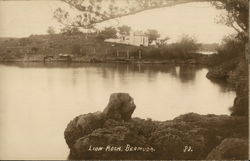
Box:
65;93;248;160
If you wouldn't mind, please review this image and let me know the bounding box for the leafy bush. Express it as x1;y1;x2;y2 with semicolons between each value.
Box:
19;38;32;46
142;35;200;60
61;27;83;35
97;27;117;40
173;35;200;54
208;34;245;66
71;44;83;56
217;35;245;59
31;47;39;53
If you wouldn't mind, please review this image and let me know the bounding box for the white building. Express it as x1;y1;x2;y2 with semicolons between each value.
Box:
105;31;149;47
150;38;168;46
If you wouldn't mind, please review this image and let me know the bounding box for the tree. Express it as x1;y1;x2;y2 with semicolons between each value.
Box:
211;0;248;40
171;35;200;56
217;34;245;58
158;36;170;46
54;0;248;43
178;35;200;52
71;44;82;55
145;29;160;44
54;0;247;37
97;27;117;40
118;25;131;36
30;47;39;54
19;38;32;46
47;26;56;35
54;0;207;30
60;26;82;35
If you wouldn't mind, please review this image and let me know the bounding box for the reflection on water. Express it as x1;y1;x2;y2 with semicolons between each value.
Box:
0;62;235;160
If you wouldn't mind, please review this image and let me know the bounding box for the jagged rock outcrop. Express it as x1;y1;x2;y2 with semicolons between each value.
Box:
65;93;248;160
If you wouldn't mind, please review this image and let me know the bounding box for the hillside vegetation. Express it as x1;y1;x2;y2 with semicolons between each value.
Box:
0;34;139;62
0;33;214;65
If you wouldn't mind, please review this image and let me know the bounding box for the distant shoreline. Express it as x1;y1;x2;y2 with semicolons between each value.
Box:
0;55;212;66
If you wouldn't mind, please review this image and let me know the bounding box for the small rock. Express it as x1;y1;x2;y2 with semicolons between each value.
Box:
103;93;136;121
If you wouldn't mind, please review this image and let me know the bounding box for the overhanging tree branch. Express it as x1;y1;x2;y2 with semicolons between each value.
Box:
55;0;209;29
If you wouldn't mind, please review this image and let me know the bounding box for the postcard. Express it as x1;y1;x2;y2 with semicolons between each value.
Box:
0;0;249;160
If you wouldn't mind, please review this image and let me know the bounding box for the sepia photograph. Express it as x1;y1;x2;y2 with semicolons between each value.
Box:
0;0;249;160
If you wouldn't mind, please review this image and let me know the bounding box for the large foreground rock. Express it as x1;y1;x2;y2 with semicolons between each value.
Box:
65;93;248;160
64;93;135;148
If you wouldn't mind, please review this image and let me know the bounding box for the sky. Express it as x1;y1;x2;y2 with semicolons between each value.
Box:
0;0;236;43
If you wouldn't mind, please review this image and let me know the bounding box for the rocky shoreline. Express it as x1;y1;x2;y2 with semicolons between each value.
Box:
206;56;248;116
64;93;248;160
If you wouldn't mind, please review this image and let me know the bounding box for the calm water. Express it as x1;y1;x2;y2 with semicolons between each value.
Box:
0;63;235;159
